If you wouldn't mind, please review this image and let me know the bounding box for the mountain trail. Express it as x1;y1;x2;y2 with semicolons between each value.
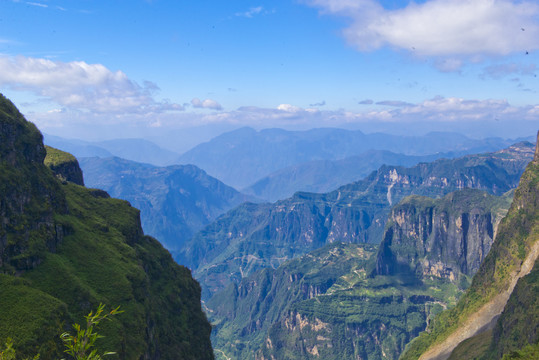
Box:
419;236;539;360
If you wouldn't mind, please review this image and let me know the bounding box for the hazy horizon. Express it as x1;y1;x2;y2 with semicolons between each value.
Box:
1;0;538;147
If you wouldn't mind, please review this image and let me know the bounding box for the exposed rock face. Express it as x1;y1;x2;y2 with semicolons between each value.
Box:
45;146;85;186
375;189;512;282
400;132;539;360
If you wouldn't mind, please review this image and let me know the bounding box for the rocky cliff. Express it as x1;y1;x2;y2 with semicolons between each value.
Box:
376;189;512;283
0;94;67;272
208;188;512;360
401;132;539;360
0;94;214;359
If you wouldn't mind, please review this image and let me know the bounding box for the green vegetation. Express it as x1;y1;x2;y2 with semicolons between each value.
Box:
501;343;539;359
61;304;122;360
0;304;121;360
447;330;492;360
209;187;513;359
44;146;78;167
44;146;84;186
0;93;214;359
485;256;539;358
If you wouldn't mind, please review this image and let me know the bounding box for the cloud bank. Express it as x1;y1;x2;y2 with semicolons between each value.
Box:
0;55;184;114
304;0;539;57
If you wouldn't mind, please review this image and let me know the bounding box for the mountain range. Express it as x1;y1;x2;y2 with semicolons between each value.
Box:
401;131;539;360
177;126;532;189
243;150;451;202
181;141;534;298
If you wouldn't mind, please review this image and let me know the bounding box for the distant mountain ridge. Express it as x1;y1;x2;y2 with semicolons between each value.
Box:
79;156;253;253
44;134;180;166
244;150;457;202
181;141;535;298
177;126;530;189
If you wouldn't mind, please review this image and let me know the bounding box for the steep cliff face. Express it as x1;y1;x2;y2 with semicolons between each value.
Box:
376;189;512;283
182;142;534;297
0;94;214;359
0;94;67;272
401;133;539;360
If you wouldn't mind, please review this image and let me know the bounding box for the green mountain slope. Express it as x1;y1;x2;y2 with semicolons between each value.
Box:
208;189;512;360
181;143;534;298
400;132;539;360
79;156;252;253
0;94;214;359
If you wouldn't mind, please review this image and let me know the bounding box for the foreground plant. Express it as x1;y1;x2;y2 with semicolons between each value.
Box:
0;304;121;360
61;304;122;360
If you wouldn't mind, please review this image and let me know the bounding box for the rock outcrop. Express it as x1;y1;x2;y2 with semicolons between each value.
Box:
44;146;85;186
375;189;512;283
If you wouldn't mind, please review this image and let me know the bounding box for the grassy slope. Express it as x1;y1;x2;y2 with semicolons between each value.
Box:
44;145;78;167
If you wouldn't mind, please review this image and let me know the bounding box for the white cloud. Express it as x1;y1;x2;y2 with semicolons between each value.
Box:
26;2;48;8
235;6;265;18
304;0;539;57
26;96;538;140
233;97;538;126
277;103;303;112
191;98;223;110
0;55;184;114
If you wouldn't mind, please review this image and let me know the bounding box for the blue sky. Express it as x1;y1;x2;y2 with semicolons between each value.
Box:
0;0;538;146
